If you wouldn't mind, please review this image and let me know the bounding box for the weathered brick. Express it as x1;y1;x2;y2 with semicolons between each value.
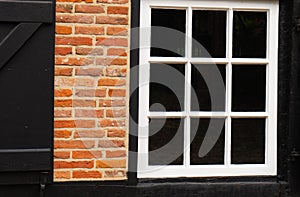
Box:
96;16;128;25
75;78;95;87
76;47;104;55
74;130;105;138
98;140;125;148
105;67;127;77
54;99;73;107
98;119;126;127
56;4;73;13
96;37;128;47
107;129;126;137
106;150;126;158
75;89;107;97
55;77;75;86
104;170;126;178
75;26;104;35
106;109;126;117
98;99;125;107
107;48;127;56
75;109;104;118
54;109;72;118
97;0;128;4
54;171;71;179
75;68;103;76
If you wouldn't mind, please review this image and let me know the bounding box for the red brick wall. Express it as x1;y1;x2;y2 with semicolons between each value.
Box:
54;0;130;181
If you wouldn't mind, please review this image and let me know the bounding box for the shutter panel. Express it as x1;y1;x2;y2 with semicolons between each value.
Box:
0;0;54;184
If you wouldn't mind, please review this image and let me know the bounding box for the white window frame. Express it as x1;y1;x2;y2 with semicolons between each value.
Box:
138;0;279;178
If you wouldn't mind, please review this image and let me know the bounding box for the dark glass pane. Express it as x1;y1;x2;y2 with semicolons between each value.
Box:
232;65;266;112
151;9;186;57
149;118;184;165
232;119;265;164
192;11;226;58
150;64;185;111
191;64;226;111
233;11;267;58
191;118;225;165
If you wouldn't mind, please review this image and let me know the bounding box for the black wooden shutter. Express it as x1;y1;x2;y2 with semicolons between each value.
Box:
0;0;54;184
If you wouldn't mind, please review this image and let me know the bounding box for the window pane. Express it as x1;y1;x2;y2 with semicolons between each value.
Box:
232;65;266;112
151;9;186;57
233;11;267;58
191;64;226;111
192;10;226;58
190;118;225;165
231;119;265;164
150;64;185;111
149;118;184;165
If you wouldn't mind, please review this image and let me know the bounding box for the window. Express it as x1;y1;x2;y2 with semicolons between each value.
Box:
138;0;278;178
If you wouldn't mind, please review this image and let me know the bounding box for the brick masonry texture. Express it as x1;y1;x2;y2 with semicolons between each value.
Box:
54;0;130;181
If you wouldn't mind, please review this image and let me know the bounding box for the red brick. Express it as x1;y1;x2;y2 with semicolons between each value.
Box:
54;130;73;138
54;161;94;169
98;140;125;148
106;109;126;117
54;140;94;149
99;119;126;127
54;89;73;97
73;151;102;159
56;14;94;24
54;99;72;107
108;89;126;97
98;78;126;86
55;67;73;76
55;57;93;66
96;37;128;46
54;120;75;128
54;151;70;159
106;150;126;158
107;6;128;15
73;171;102;178
74;130;105;138
56;36;92;46
75;5;105;13
56;25;72;34
96;16;128;25
55;47;72;55
97;0;128;4
96;160;126;168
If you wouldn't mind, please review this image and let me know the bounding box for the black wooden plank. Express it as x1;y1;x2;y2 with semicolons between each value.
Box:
0;23;41;70
0;149;51;172
0;1;53;23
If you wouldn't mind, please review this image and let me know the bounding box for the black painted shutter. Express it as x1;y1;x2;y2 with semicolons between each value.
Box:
0;0;54;184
